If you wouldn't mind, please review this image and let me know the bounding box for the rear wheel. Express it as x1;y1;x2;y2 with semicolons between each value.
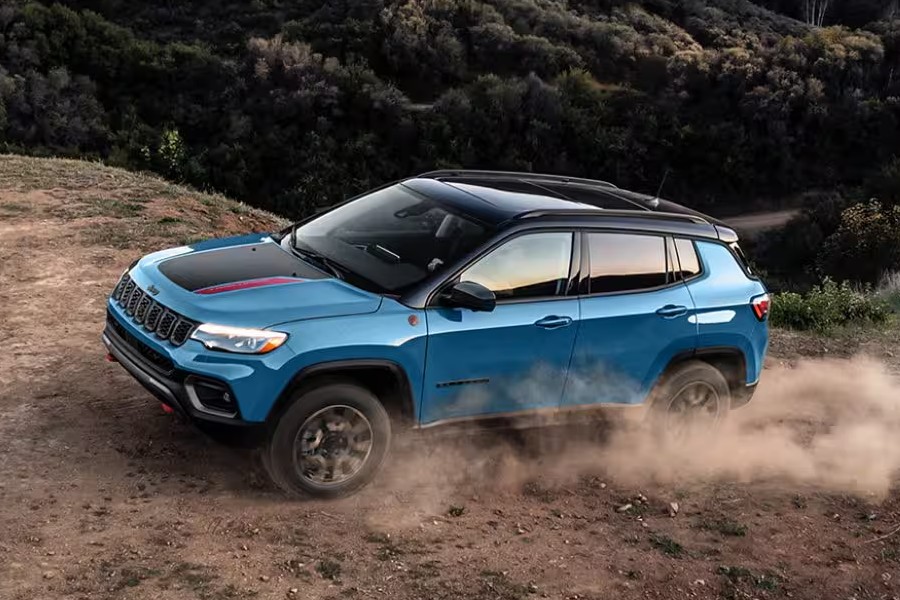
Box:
263;382;391;498
648;361;730;438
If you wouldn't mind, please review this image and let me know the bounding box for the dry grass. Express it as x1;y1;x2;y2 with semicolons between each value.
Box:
0;154;287;251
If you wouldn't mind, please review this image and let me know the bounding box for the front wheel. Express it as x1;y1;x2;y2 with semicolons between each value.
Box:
647;361;730;439
263;382;391;498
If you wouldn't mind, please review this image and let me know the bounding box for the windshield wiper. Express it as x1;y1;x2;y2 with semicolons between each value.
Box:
291;245;346;280
365;244;401;264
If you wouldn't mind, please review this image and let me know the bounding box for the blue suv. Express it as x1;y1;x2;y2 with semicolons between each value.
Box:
103;170;769;497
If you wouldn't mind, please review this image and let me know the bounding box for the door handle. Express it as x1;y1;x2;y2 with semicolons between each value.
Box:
534;315;573;329
656;304;688;318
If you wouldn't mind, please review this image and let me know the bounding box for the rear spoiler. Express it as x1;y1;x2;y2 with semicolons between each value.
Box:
714;224;739;243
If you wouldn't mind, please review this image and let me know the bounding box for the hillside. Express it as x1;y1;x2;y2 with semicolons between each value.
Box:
3;156;900;600
2;0;899;221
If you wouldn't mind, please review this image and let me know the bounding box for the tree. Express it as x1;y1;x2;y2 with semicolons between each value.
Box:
803;0;831;26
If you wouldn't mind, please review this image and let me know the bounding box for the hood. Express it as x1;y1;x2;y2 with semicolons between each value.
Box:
130;235;382;328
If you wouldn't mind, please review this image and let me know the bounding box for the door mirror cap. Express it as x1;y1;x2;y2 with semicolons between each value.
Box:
441;281;496;312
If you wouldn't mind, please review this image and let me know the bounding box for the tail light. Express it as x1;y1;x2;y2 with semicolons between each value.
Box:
751;294;770;321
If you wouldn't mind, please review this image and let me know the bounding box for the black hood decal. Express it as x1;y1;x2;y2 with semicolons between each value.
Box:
158;243;326;291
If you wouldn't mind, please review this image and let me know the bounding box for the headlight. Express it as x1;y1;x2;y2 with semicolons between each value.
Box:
190;323;288;354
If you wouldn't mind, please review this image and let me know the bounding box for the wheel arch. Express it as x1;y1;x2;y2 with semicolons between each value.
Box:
659;346;748;394
267;359;416;428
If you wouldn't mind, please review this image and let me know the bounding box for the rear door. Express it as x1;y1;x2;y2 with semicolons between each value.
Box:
421;231;580;425
561;231;698;408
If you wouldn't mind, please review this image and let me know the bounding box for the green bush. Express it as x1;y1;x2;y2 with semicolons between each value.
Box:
876;272;900;312
770;279;890;331
819;200;900;284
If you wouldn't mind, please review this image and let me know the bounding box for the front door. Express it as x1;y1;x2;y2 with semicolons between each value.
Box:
561;232;698;407
421;232;579;425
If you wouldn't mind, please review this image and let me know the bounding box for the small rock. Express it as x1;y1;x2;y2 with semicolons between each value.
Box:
241;545;248;551
289;588;299;595
528;583;539;593
692;579;705;586
43;571;56;580
616;503;633;513
600;483;607;489
668;502;679;517
260;575;270;582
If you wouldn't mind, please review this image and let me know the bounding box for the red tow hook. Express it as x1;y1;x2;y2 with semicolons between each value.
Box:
105;353;118;363
160;403;175;415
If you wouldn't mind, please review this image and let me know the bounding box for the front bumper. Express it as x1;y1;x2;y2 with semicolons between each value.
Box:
103;316;263;435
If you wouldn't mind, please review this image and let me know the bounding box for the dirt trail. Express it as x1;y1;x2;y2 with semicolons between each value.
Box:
723;209;799;234
2;156;900;600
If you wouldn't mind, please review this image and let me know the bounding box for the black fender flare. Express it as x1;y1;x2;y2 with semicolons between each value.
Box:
267;359;416;425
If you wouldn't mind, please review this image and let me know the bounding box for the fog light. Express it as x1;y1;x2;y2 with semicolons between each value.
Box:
189;377;237;414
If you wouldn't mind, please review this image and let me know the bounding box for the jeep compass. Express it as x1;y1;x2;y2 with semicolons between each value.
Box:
103;170;769;497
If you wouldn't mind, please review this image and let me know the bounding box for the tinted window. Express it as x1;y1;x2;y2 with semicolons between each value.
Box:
588;233;669;293
674;238;701;279
288;184;492;294
460;233;573;300
448;178;565;198
544;186;645;210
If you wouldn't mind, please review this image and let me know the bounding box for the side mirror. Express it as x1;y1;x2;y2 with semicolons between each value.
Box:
440;281;496;312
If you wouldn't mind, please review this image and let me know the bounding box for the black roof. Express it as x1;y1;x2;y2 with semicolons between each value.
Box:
404;170;732;240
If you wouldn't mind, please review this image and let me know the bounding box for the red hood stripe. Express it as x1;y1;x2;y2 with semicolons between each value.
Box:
195;277;306;295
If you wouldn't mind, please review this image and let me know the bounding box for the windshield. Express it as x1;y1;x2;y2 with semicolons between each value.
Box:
285;184;493;294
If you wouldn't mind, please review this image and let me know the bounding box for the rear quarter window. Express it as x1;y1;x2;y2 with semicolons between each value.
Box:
674;238;702;279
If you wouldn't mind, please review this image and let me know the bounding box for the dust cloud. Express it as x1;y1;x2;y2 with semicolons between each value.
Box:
369;357;900;522
601;357;900;496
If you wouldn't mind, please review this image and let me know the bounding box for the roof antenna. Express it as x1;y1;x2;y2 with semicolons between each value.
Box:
650;168;669;209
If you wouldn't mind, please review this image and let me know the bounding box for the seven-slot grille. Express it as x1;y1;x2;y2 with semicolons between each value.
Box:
111;273;197;346
107;312;175;374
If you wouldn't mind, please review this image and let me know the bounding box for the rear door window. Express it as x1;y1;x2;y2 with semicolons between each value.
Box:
587;233;670;293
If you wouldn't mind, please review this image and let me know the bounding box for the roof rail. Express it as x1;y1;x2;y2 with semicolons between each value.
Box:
514;208;710;225
417;169;619;190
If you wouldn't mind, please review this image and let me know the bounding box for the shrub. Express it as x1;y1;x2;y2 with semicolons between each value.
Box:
770;278;890;331
819;200;900;284
876;271;900;311
751;191;850;290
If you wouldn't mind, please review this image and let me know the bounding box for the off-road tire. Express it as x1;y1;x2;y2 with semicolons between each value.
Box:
262;382;391;499
647;360;730;437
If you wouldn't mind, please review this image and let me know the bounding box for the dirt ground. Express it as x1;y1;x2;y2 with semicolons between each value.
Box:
3;156;900;600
